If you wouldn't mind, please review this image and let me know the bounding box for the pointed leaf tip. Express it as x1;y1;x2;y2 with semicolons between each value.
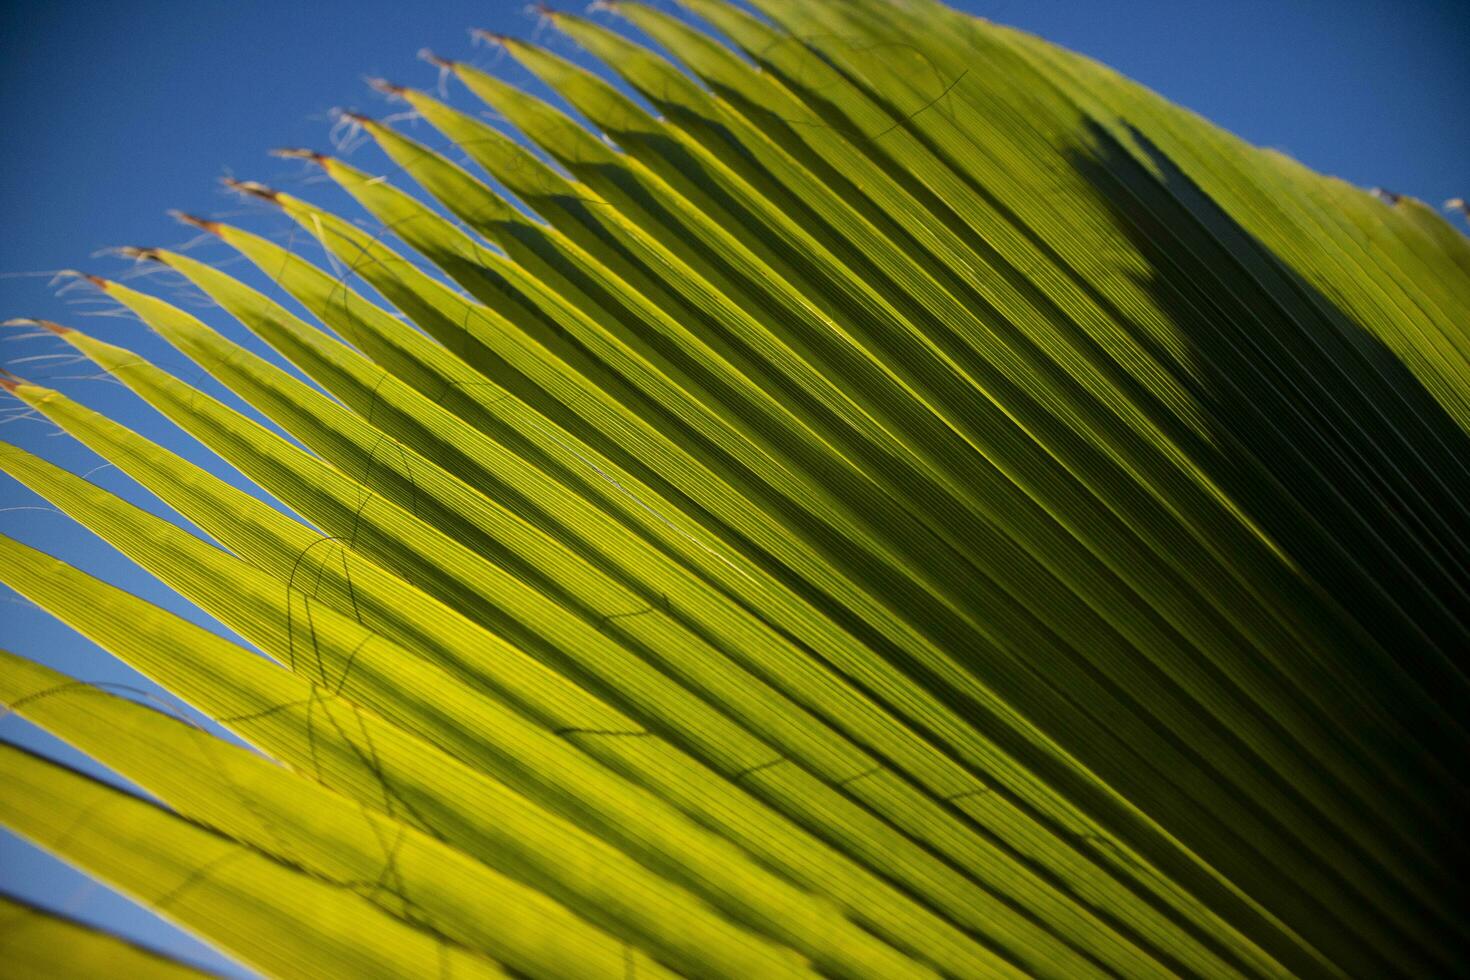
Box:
220;178;281;203
470;28;510;46
115;246;163;263
271;147;329;166
0;369;23;393
168;210;222;235
418;48;456;69
39;320;71;335
366;78;406;97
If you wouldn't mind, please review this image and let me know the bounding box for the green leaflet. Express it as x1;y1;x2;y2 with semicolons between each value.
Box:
502;20;1456;919
66;287;1010;882
0;531;816;979
246;172;1040;729
733;0;1470;661
10;337;1051;974
0;745;508;979
0;895;209;979
467;22;1458;769
0;432;925;979
603;0;1380;708
90;259;1288;975
724;1;1470;969
155;220;1290;980
33;272;1288;973
432;34;1459;979
685;0;1470;653
339;83;1399;979
0;650;677;980
302;140;1319;965
134;250;1186;975
243;188;1263;969
992;12;1470;424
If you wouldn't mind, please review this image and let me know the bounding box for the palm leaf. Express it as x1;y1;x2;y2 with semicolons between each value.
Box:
2;0;1465;976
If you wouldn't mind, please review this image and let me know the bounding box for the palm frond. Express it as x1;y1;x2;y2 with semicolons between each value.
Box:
2;1;1466;976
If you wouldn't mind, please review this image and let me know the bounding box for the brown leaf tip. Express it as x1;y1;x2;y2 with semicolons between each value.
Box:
1446;197;1468;215
419;48;457;69
471;28;510;46
272;147;330;166
169;210;223;234
222;177;281;202
1370;187;1402;205
116;246;164;262
367;77;407;97
0;368;24;393
536;2;579;22
0;318;70;336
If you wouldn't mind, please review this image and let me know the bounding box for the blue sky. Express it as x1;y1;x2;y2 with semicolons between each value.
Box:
1;0;1466;974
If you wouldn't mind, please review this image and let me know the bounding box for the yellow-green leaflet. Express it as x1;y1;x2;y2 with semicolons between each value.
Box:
0;650;675;980
456;24;1453;908
228;191;1289;975
0;744;508;979
71;283;1177;973
8;328;1275;977
126;249;1155;975
0;894;209;979
279;121;1350;976
0;531;816;978
0;448;923;978
5;369;1261;978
